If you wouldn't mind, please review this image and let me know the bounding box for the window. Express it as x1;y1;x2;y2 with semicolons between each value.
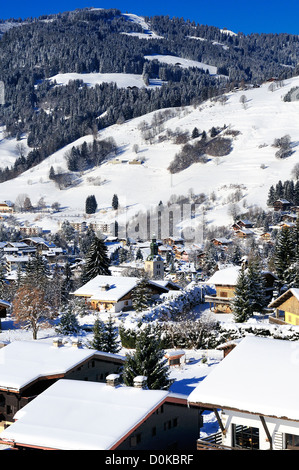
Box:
286;434;299;449
232;425;259;449
152;426;157;437
220;291;228;298
130;433;142;447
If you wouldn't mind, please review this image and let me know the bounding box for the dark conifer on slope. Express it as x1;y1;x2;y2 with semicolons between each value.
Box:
88;314;120;353
123;325;170;390
81;235;111;284
232;268;251;323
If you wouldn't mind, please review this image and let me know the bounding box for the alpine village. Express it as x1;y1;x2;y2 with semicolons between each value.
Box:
0;6;298;454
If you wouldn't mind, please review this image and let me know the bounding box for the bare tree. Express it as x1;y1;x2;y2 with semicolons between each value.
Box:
291;162;299;180
12;286;56;340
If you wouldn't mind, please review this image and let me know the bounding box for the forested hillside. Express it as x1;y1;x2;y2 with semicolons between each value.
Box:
0;7;299;183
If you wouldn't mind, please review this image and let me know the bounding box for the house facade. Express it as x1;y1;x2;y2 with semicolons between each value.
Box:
268;288;299;325
205;265;276;314
188;336;299;450
72;274;168;313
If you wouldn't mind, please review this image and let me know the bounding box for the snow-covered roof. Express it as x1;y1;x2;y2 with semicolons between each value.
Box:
206;266;241;286
0;379;168;450
188;336;299;421
73;275;140;301
269;288;299;308
73;275;168;302
0;341;103;391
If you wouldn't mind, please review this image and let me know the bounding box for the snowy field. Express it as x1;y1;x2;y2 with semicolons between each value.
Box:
0;76;298;233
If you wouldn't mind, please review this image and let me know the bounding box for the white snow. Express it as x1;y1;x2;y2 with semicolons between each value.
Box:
72;274;140;302
188;335;299;421
144;54;218;75
1;77;299;231
0;378;168;450
0;340;104;391
206;265;241;286
48;72;161;90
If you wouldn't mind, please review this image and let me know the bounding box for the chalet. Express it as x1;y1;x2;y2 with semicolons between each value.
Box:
0;376;199;450
211;238;232;248
273;199;292;212
260;232;272;241
235;219;254;229
282;213;297;223
268;288;299;326
0;201;13;213
234;228;255;238
205;266;241;313
72;275;169;313
188;336;299;450
163;236;184;247
0;340;125;430
18;226;43;236
205;265;276;313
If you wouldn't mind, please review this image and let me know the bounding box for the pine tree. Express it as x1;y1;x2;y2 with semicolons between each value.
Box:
274;227;295;286
112;193;119;210
131;278;151;312
55;302;81;335
104;314;120;353
81;235;111;284
191;127;199;139
122;325;170;390
85;195;98;214
246;259;267;314
88;316;107;350
232;268;251;322
267;185;276;206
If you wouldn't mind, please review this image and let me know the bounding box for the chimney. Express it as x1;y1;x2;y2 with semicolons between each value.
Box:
72;339;82;348
106;374;121;387
133;376;148;389
101;284;110;291
53;338;63;348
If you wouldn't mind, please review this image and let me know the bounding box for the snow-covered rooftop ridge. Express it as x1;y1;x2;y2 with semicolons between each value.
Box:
188;336;299;421
0;340;123;391
72;274;140;301
73;274;168;302
206;265;241;285
0;379;168;450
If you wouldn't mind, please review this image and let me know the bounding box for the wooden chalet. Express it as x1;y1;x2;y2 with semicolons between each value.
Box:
268;288;299;326
273;199;292;211
188;336;299;450
0;376;200;450
0;202;13;214
211;238;232;248
0;340;125;430
235;219;254;229
205;266;276;314
72;275;169;313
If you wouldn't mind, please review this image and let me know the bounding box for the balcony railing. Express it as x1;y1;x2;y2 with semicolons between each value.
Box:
197;433;245;450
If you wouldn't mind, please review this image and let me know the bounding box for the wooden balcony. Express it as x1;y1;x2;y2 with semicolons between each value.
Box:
197;432;245;450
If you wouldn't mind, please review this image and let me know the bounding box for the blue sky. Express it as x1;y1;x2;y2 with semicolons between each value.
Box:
1;0;299;35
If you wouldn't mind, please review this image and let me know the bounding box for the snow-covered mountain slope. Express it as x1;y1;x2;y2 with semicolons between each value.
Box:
0;76;298;230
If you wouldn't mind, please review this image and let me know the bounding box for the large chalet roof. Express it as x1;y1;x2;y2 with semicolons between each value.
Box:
0;379;169;450
0;340;124;392
206;265;241;286
188;336;299;421
72;275;168;302
268;288;299;308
